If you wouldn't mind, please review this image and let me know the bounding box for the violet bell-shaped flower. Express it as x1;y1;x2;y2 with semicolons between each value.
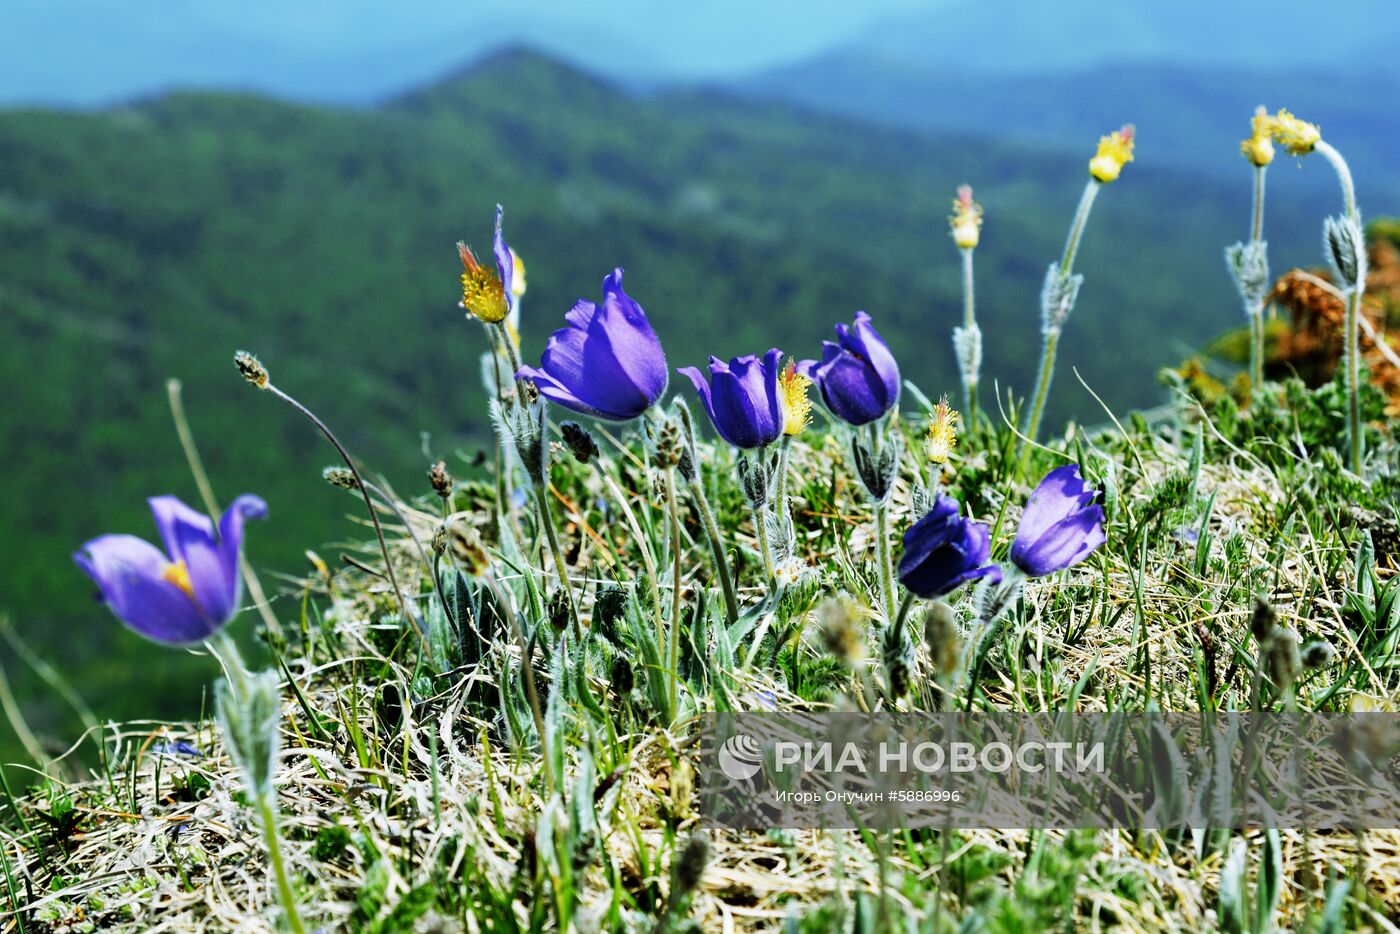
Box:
74;495;267;645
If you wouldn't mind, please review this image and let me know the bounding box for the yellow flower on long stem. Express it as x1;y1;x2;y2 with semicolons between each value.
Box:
949;184;983;249
1088;124;1135;183
1270;108;1321;156
925;396;959;465
779;360;813;436
1240;106;1275;166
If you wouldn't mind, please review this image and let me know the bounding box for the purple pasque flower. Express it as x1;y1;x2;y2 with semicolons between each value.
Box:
516;268;668;420
897;494;1002;598
678;348;785;449
1011;464;1106;577
803;311;901;426
74;495;267;645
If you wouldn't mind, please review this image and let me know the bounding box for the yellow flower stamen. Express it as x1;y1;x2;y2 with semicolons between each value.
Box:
949;184;983;250
779;360;813;436
1240;105;1275;167
1270;108;1320;156
924;396;959;465
1088;124;1135;183
162;559;198;602
457;241;510;324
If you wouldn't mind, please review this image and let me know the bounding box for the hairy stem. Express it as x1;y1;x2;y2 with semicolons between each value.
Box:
1018;329;1060;474
960;246;979;424
1317;141;1365;472
257;792;307;934
687;477;739;623
533;485;581;641
1059;179;1100;275
1248;165;1268;388
663;469;683;715
874;499;896;625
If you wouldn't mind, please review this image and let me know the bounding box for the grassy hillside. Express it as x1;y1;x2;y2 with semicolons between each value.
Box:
0;47;1340;743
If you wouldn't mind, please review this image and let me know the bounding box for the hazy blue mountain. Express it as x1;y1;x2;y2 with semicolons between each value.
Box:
742;57;1400;202
845;0;1399;76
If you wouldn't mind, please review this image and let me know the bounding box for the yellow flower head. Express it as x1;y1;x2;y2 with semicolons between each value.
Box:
1270;108;1321;156
924;396;959;465
509;247;527;299
458;241;510;324
1088;124;1135;183
779;359;813;436
1240;105;1275;167
949;184;983;249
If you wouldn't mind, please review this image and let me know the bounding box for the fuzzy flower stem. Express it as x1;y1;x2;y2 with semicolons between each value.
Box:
263;382;424;645
687;476;739;623
960;247;979;424
751;501;776;583
663;469;684;714
1316;141;1358;219
775;435;792;523
870;425;897;625
1059;179;1101;277
874;500;896;625
493;321;526;402
256;793;306;934
1248;165;1269;388
1020;180;1100;472
206;634;305;934
533;485;581;641
1316;140;1364;472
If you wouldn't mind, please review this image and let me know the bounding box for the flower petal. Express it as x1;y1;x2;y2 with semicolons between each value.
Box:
148;495;230;623
74;534;215;644
217;494;267;617
594;269;668;403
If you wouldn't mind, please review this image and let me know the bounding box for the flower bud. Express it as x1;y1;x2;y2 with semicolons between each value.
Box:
234;350;269;389
428;460;454;500
560;422;600;465
949;184;982;249
1240;106;1275;167
323;466;359;490
1270;108;1320;156
1088;124;1135;183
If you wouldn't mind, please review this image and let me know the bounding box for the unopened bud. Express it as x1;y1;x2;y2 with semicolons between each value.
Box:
428;460;454;499
560;422;600;464
234;351;269;389
1249;597;1276;643
323;466;359;490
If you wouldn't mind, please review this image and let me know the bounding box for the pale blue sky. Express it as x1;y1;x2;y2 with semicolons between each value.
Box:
0;0;948;105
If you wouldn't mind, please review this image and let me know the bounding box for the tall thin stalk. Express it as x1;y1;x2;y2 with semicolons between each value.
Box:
1248;165;1269;387
534;485;581;640
1316;140;1366;473
244;362;425;646
960;246;979;423
663;469;684;714
1019;179;1100;473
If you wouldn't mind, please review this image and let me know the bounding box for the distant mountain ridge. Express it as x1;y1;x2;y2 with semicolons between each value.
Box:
741;56;1400;201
